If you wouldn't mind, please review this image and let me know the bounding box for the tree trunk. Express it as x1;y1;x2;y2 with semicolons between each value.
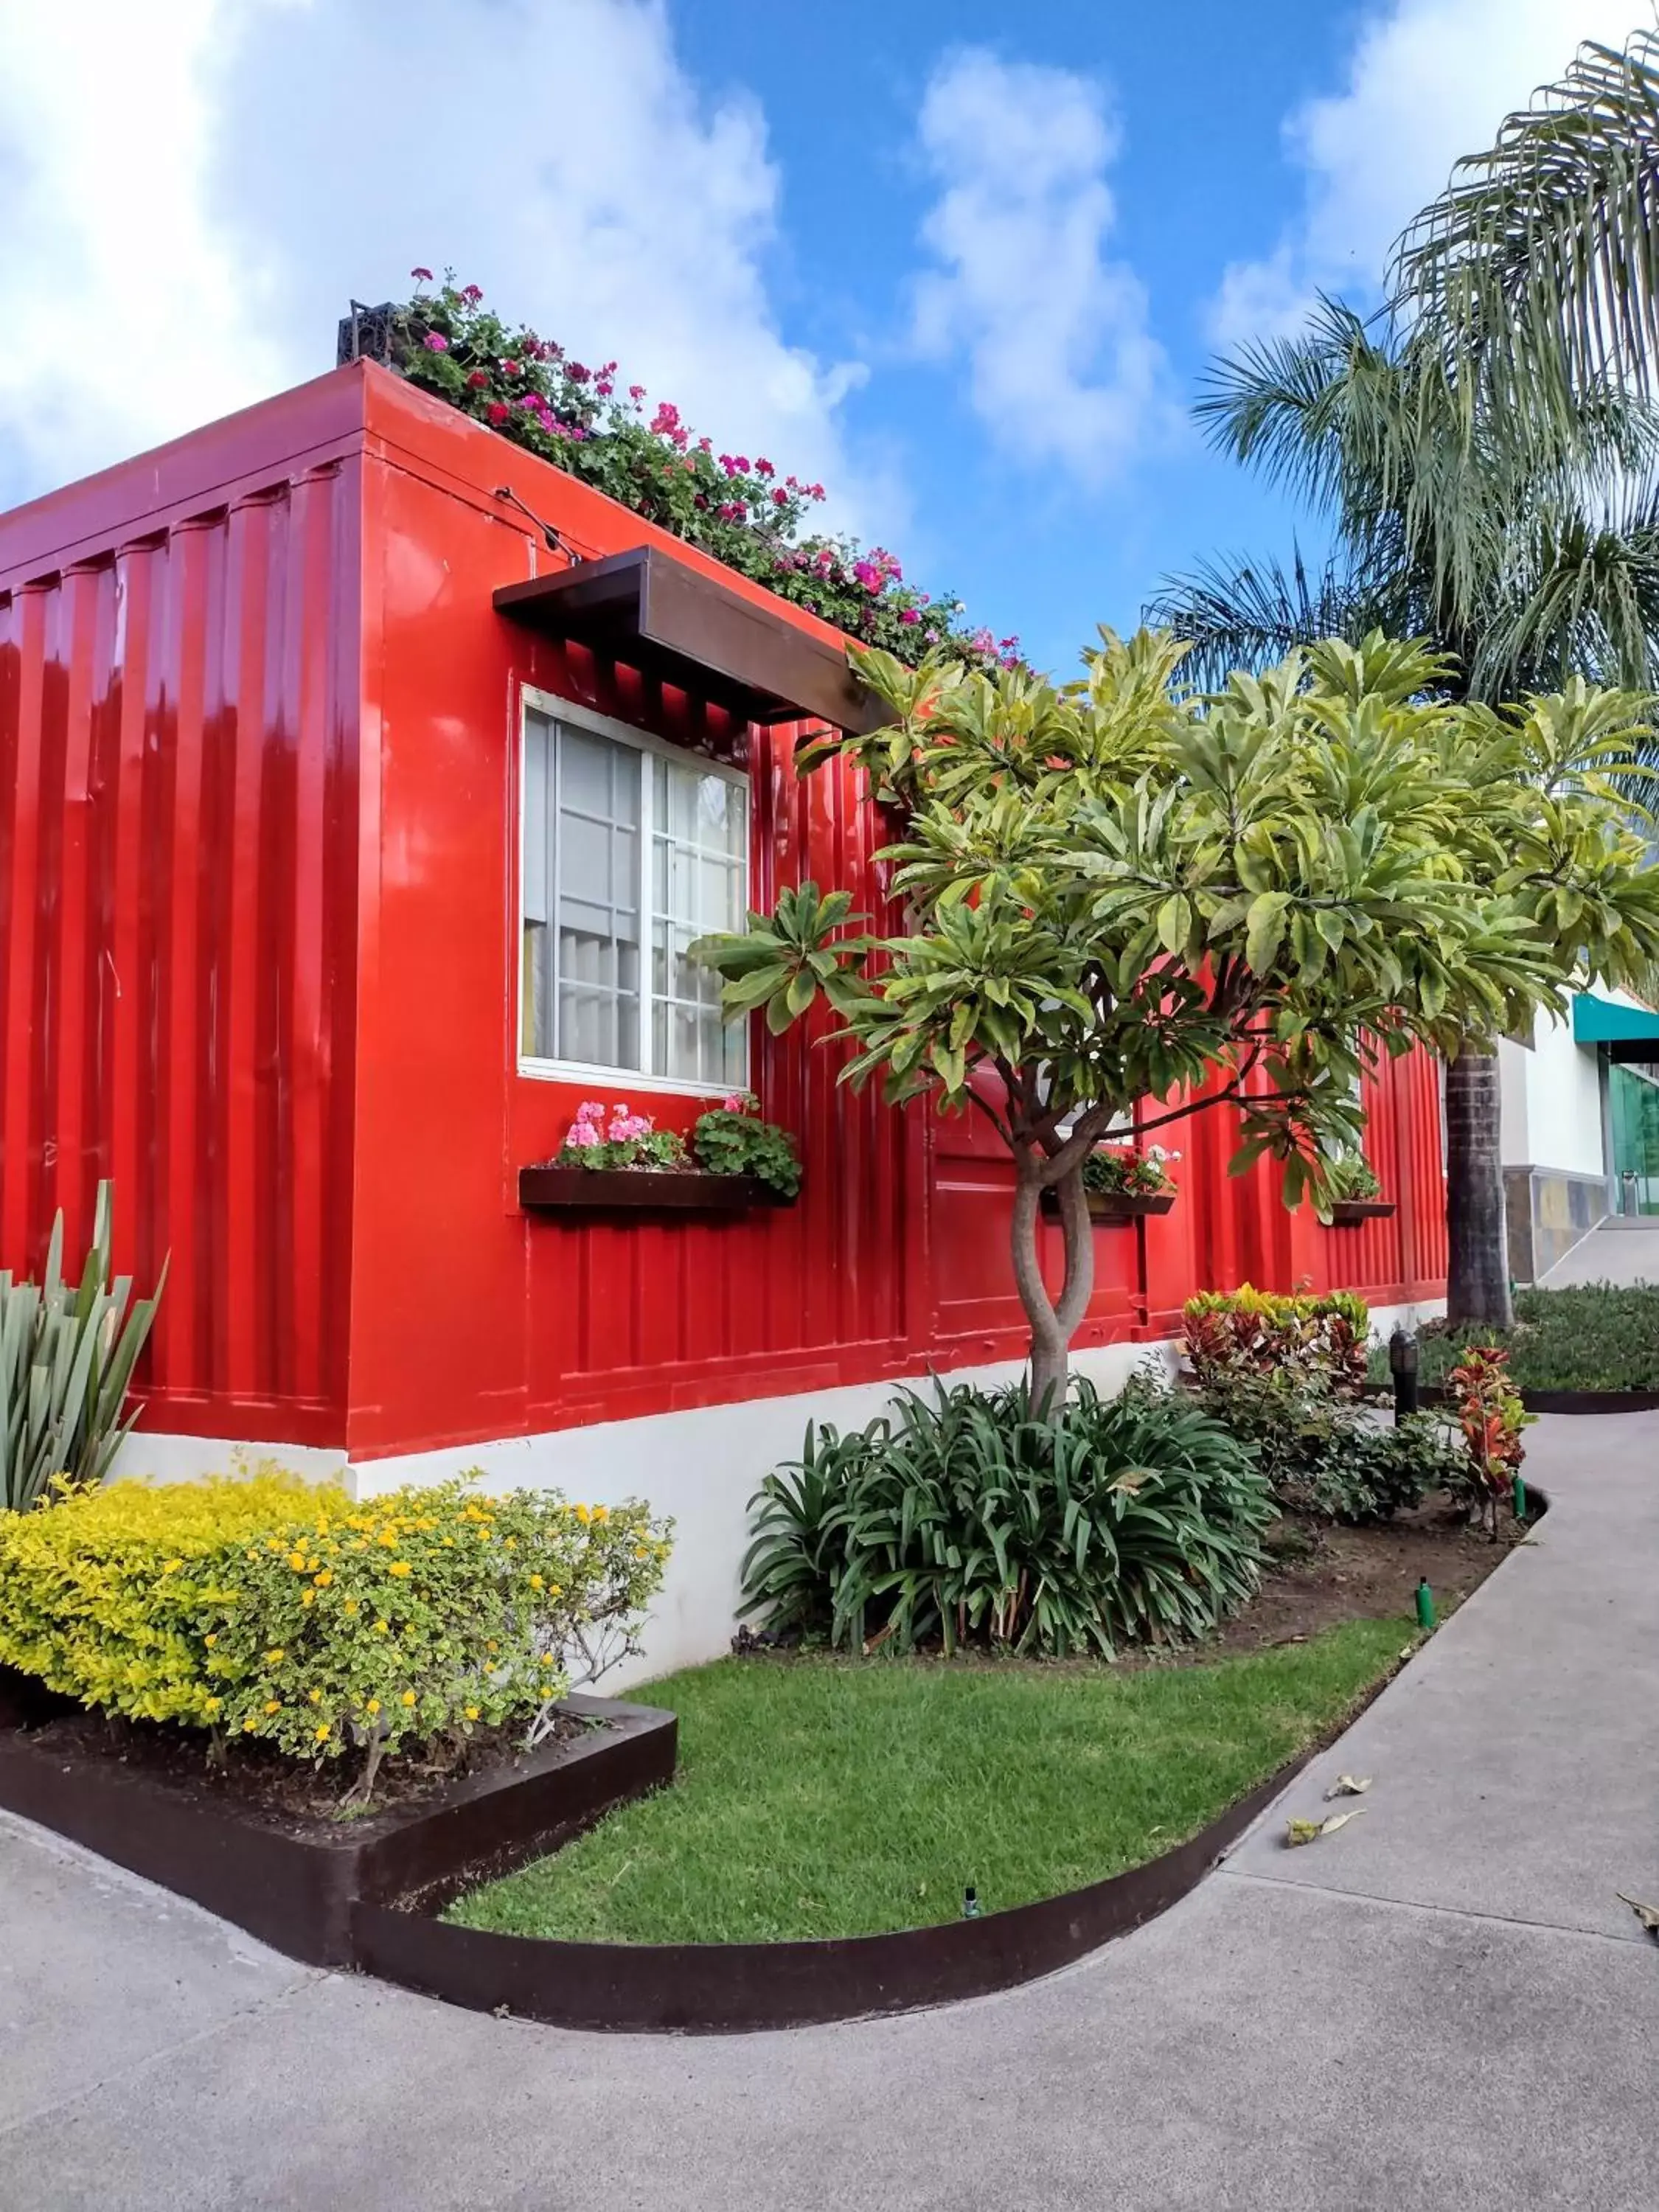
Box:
1011;1159;1095;1416
1445;1041;1514;1330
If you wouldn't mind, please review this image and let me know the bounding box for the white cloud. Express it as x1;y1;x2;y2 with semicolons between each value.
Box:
0;0;882;531
1209;0;1645;348
911;48;1177;481
0;0;290;496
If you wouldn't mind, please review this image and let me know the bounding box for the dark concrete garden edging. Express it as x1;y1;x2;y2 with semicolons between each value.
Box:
0;1672;675;1969
1409;1384;1659;1415
351;1713;1383;2036
0;1649;1420;2035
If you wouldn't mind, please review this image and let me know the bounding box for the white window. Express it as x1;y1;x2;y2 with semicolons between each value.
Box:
518;698;748;1091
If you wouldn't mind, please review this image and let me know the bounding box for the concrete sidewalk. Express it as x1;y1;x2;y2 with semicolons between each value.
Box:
1;1414;1655;2211
1541;1218;1659;1286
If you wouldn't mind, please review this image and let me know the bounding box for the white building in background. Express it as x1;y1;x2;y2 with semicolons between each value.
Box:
1499;987;1659;1281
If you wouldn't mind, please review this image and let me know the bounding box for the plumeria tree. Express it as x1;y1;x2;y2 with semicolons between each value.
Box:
694;630;1659;1410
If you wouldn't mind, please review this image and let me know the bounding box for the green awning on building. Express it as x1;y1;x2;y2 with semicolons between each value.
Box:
1573;992;1659;1048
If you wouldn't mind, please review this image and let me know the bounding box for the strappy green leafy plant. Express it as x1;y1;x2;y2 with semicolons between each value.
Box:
741;1376;1273;1659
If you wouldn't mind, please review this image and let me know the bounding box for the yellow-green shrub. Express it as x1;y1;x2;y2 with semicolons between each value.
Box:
0;1472;670;1780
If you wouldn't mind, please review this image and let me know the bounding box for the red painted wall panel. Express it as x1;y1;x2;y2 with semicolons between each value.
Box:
0;447;362;1446
1;363;1450;1464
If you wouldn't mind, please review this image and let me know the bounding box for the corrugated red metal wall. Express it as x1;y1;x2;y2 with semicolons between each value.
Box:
0;417;363;1445
0;364;1450;1464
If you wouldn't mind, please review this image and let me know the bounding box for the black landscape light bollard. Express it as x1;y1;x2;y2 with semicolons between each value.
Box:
1389;1326;1419;1422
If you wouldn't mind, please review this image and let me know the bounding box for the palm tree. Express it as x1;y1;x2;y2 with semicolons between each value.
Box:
1152;28;1659;1328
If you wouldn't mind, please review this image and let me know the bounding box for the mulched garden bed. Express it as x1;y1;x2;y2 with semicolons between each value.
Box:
6;1696;584;1840
1200;1495;1531;1659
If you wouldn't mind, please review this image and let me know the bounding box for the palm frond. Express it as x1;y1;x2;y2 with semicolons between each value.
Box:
1472;484;1659;700
1145;548;1413;694
1394;24;1659;431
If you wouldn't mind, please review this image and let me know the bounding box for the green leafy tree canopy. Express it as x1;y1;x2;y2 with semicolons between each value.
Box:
694;631;1659;1407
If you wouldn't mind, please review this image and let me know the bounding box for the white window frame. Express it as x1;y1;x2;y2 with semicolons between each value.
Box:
515;686;751;1097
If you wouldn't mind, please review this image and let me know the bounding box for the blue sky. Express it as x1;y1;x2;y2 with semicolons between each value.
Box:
0;0;1641;677
675;0;1366;668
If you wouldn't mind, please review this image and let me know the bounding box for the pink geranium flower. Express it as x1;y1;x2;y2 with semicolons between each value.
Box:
423;333;448;352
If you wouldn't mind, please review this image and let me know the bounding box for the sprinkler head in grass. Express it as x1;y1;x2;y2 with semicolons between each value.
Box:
1415;1578;1435;1631
963;1885;981;1919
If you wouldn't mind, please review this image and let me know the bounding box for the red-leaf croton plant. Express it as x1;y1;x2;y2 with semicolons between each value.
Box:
393;271;1018;673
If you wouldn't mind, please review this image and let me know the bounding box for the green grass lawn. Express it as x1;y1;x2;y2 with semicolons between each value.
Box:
447;1622;1407;1944
1370;1283;1659;1392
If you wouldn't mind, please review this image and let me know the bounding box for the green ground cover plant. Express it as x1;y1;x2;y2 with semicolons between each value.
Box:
1377;1285;1659;1392
448;1628;1407;1944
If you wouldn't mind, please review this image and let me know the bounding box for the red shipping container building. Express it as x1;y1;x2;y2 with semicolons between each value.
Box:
0;363;1448;1671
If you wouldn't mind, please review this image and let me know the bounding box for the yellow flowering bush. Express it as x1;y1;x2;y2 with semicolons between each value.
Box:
0;1472;671;1792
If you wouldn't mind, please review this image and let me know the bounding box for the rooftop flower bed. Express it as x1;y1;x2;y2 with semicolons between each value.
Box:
391;271;1018;672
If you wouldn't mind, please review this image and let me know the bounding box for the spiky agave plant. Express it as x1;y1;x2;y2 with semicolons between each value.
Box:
0;1183;167;1513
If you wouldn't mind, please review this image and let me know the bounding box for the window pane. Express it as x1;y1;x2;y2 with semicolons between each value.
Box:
650;756;748;1083
548;720;641;1071
521;714;553;1057
522;715;551;923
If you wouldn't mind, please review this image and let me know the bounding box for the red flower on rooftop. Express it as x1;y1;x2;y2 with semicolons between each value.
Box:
394;271;989;669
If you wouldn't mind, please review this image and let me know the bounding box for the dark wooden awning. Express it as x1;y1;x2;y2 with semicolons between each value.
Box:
494;546;887;734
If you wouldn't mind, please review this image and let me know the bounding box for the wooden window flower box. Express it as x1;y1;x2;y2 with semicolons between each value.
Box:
518;1166;796;1215
1039;1189;1176;1225
1326;1199;1397;1226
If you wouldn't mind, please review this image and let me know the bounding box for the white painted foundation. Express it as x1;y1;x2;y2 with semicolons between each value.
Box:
113;1293;1445;1689
108;1434;350;1486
